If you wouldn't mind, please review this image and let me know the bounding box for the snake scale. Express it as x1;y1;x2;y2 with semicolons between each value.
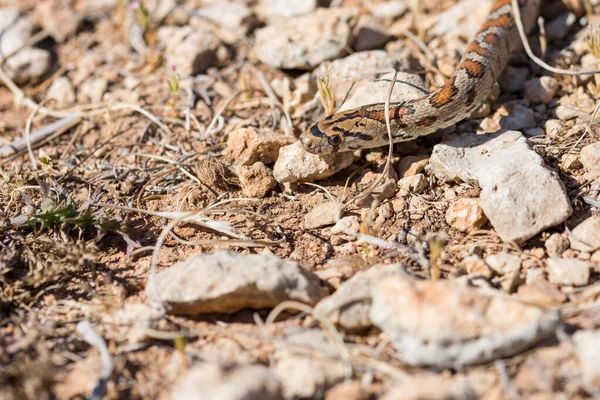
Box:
299;0;542;154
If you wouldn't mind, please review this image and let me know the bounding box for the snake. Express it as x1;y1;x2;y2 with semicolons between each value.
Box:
299;0;541;154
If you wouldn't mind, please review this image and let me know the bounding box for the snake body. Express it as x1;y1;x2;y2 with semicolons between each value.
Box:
299;0;541;154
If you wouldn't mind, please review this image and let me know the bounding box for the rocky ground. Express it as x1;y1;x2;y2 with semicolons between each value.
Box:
1;0;600;399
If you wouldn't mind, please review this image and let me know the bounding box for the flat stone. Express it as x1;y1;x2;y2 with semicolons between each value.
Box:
370;274;561;368
428;130;572;243
171;363;282;400
485;252;521;275
581;142;600;179
547;258;591;286
237;162;277;198
397;174;427;196
273;142;354;183
254;8;356;70
314;264;405;332
352;16;390;51
524;77;558;104
544;119;565;137
499;105;536;130
545;12;576;40
274;328;346;399
398;155;429;178
227;127;294;166
305;201;343;229
446;198;487;233
148;250;326;315
573;330;600;392
569;216;600;252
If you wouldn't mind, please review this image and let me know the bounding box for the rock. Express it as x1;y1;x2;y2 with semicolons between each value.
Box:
352;16;390;51
195;1;257;35
546;258;591;286
581;142;600;179
397;174;427;195
545;13;576;41
314;264;405;331
544;119;564;137
159;26;227;76
171;363;282;400
78;77;108;103
237;162;277;198
305;201;343;229
524;77;559;104
381;374;477;400
371;1;408;20
274;328;347;399
321;50;420;110
0;8;33;55
331;216;360;237
463;255;493;278
555;104;586;121
148;250;326;315
273;142;354;183
369;274;561;368
429;0;491;41
499;105;536;130
256;0;316;22
569;216;600;252
445;198;487;232
325;382;366;400
428;130;572;243
227;127;294;166
254;8;356;70
485;252;521;275
517;280;567;307
573;330;600;392
500;67;529;93
545;233;570;258
46;77;76;108
398;155;429;178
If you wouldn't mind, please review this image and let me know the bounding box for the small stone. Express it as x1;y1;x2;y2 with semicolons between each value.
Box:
305;201;343;229
148;250;326;315
523;127;544;138
398;174;427;195
237;162;277;198
325;381;366;400
500;67;529;93
544;119;564;137
517;280;567;307
256;0;316;22
369;274;561;368
5;48;52;84
352;16;390;51
428;131;572;243
273;142;354;183
445;198;487;233
227;127;294;166
545;233;570;258
314;264;405;331
78;77;108;103
391;198;407;213
463;255;493;278
581;142;600;179
545;12;576;40
547;258;591;286
381;374;477;400
555;104;583;121
524;77;558;104
46;77;76;108
254;8;356;70
274;329;346;399
194;1;257;35
159;26;228;76
573;330;600;392
499;105;536;130
398;155;429;178
525;268;545;284
171;363;282;400
561;153;581;170
485;252;521;275
591;250;600;264
569;216;600;252
331;216;360;236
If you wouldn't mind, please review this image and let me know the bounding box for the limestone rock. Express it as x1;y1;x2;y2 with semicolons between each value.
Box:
569;216;600;252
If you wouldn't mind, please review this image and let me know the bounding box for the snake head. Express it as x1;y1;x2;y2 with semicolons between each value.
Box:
299;121;346;155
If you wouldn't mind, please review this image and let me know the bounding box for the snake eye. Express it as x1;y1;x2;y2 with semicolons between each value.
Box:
328;135;342;146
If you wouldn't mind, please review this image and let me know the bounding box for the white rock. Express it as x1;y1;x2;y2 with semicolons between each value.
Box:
0;8;33;56
159;26;227;76
273;142;354;183
499;105;536;130
79;77;108;103
381;374;477;400
254;8;356;70
195;1;257;35
371;1;408;20
256;0;316;22
544;119;564;137
369;274;561;368
304;201;343;229
148;250;326;315
274;328;346;399
171;363;282;400
331;216;360;236
4;46;51;85
545;233;570;258
397;174;427;195
445;198;487;233
573;330;600;392
524;77;559;104
352;16;390;51
547;258;591;286
47;77;76;108
485;252;521;275
429;0;491;41
569;216;600;252
581;142;600;179
314;264;405;331
428;130;572;243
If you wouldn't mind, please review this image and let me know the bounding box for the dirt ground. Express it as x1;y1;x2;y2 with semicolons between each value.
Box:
1;0;600;399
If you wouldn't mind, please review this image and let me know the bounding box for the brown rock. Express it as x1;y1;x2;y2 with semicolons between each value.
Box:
446;198;487;232
227;127;294;166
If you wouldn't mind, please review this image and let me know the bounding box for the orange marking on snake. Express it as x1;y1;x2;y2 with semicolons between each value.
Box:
467;41;492;57
481;13;512;31
460;59;485;78
483;33;500;46
430;76;459;108
490;0;512;12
